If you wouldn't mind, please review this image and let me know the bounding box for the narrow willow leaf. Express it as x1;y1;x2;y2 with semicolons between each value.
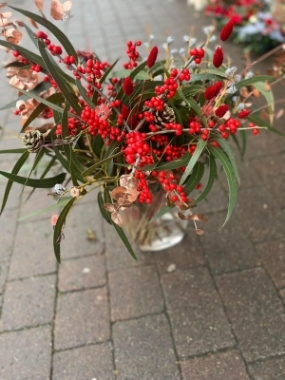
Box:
0;171;66;188
195;155;217;204
184;162;204;193
92;134;104;158
208;146;237;225
0;81;51;111
76;79;95;109
97;191;112;224
145;153;191;172
38;41;81;115
0;148;26;154
22;93;64;132
23;22;39;48
53;197;76;263
214;136;240;184
15;87;64;114
19;196;71;221
100;59;119;84
0;151;29;214
0;39;45;67
82;150;122;177
235;75;274;89
9;6;78;62
253;81;274;119
102;187;136;260
177;88;208;128
180;139;207;185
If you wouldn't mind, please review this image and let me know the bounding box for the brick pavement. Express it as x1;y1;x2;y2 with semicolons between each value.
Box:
0;0;285;379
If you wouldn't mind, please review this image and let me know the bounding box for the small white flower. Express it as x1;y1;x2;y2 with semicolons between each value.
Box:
166;36;174;45
226;85;238;94
237;103;245;111
54;184;66;195
183;35;190;42
225;66;237;76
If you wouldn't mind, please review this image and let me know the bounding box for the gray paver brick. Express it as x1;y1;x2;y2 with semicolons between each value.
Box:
248;356;285;380
200;211;260;274
58;255;106;292
252;154;285;179
0;262;8;294
52;343;115;380
0;325;52;380
162;267;234;357
104;222;155;272
235;187;285;243
109;265;164;321
216;268;285;362
113;314;181;380
155;232;205;274
180;350;250;380
9;220;57;280
61;203;104;259
256;239;285;289
54;287;110;351
0;209;18;262
0;275;56;331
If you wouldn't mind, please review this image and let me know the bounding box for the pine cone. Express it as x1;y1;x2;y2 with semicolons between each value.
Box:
153;104;176;128
20;130;44;152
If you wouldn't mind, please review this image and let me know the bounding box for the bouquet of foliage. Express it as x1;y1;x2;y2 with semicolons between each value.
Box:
0;1;280;260
205;0;285;53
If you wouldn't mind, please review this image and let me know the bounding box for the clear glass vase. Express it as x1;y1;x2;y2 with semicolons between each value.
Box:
121;186;188;252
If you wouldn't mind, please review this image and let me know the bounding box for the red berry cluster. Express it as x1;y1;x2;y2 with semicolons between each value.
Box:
155;77;178;99
124;132;152;165
123;40;141;69
189;48;205;64
81;105;110;138
12;50;29;64
144;97;164;111
157;171;187;203
31;64;41;72
238;109;251;118
170;68;191;82
63;55;76;65
135;171;152;203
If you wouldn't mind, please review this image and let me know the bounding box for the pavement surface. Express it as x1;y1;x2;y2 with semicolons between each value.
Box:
0;0;285;379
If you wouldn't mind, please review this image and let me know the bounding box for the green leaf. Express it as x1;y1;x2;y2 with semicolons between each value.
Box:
253;81;274;116
76;79;95;109
82;150;122;177
184;162;204;193
9;6;78;62
13;87;64;114
235;75;275;89
144;152;191;172
0;148;27;154
0;81;51;111
22;93;65;132
23;22;39;48
178;88;208;128
195;155;217;204
19;196;71;221
0;151;29;214
208;146;237;225
214;136;240;184
111;219;137;260
0;39;46;68
97;190;112;224
38;41;81;115
179;139;207;185
92;134;104;158
0;171;66;188
53;197;76;263
100;59;119;84
104;187;137;260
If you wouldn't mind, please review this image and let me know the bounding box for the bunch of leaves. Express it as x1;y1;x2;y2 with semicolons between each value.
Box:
0;2;280;263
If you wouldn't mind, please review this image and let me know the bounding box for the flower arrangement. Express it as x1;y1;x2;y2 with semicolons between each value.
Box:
0;1;280;260
205;0;285;53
